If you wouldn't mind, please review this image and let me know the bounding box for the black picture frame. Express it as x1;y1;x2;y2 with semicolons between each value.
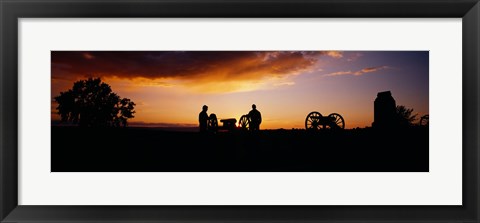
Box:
1;0;479;222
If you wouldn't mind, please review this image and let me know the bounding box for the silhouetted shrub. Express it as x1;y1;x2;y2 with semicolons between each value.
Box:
396;105;418;127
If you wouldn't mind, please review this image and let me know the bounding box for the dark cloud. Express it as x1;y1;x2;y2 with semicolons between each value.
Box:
51;51;340;82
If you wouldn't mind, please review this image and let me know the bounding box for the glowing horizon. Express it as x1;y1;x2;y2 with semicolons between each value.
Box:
51;51;429;129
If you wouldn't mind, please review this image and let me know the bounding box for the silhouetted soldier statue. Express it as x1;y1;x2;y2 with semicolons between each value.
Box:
248;104;262;131
199;105;209;133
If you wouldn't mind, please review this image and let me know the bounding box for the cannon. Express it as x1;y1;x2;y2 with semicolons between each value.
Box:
220;118;238;131
207;114;238;132
207;114;219;132
305;111;345;130
207;114;254;132
238;115;250;130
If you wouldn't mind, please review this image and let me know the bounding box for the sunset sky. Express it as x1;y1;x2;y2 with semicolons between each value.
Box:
51;51;429;129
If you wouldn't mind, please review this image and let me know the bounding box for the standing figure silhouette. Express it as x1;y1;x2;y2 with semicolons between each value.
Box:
248;104;262;131
199;105;209;133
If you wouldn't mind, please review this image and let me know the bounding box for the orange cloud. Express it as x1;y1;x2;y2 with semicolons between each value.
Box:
360;66;389;73
325;66;390;77
326;51;343;59
325;71;353;76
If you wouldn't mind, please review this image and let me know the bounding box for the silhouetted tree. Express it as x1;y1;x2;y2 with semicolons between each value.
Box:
419;114;429;126
395;105;418;127
54;78;136;127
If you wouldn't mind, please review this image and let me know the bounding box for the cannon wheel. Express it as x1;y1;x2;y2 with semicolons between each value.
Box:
327;113;345;129
208;113;218;132
305;111;323;130
239;115;250;130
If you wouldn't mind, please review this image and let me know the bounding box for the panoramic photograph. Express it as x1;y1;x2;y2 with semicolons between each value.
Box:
51;51;429;172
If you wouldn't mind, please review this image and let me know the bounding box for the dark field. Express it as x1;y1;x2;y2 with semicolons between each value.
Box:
52;126;428;172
